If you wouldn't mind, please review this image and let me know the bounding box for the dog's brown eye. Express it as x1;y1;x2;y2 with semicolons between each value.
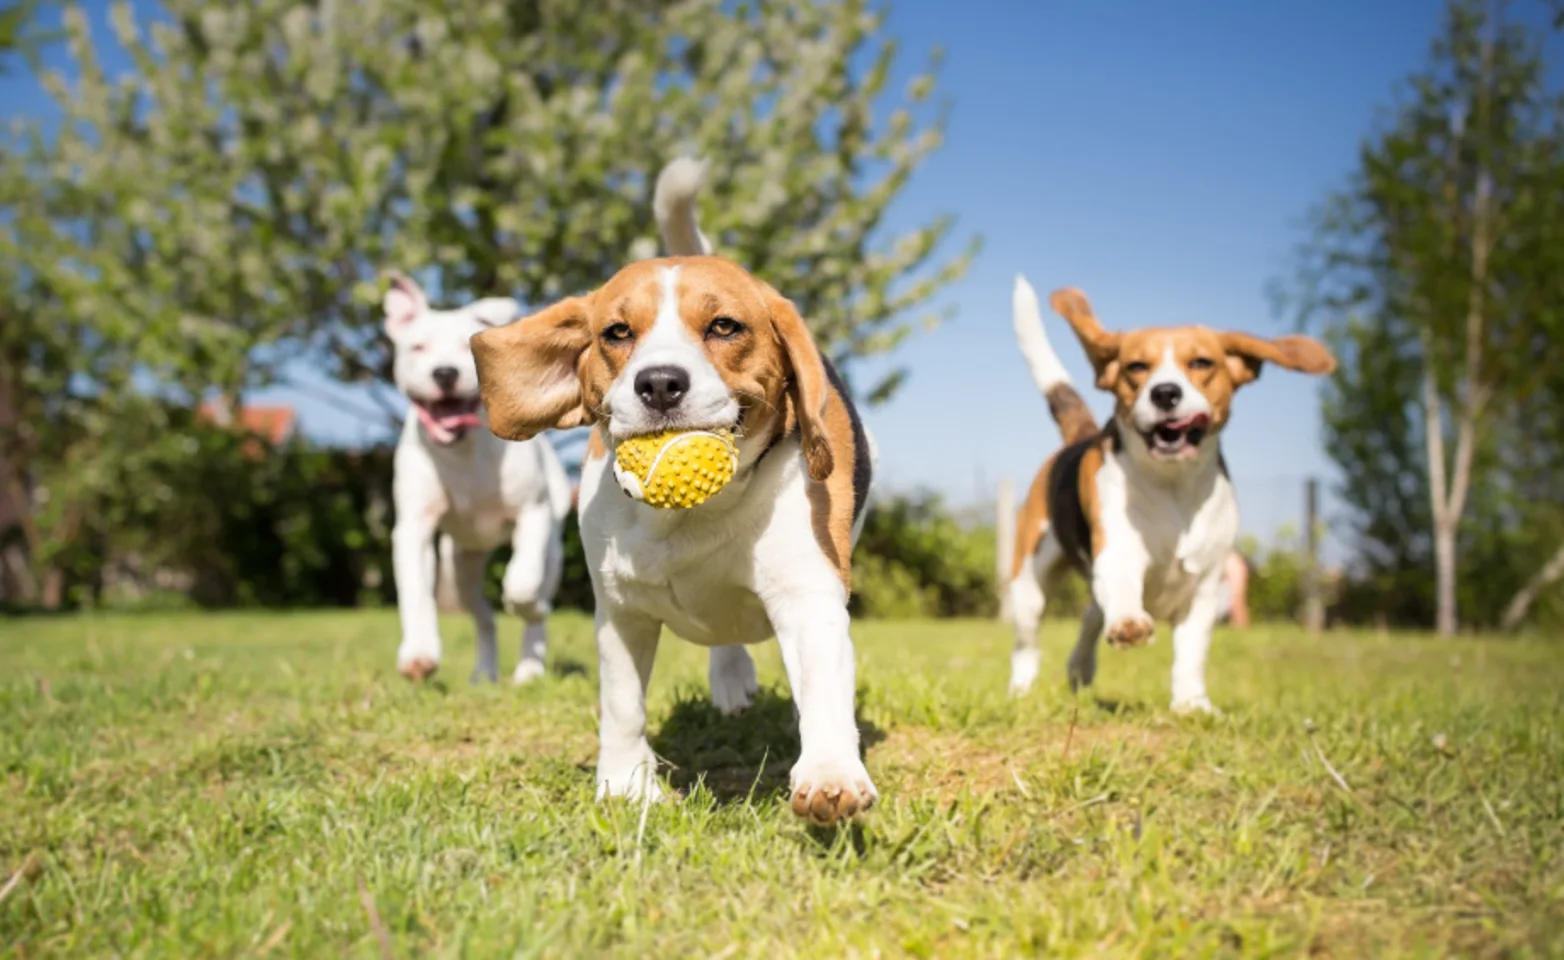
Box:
602;322;633;343
706;317;743;339
1188;357;1214;371
1125;361;1151;375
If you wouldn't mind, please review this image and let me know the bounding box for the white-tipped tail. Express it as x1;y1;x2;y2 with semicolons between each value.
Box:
1012;274;1071;395
653;157;712;256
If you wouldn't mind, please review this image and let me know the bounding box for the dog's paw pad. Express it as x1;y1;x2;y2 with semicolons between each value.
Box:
790;762;877;826
1105;614;1155;649
398;657;439;682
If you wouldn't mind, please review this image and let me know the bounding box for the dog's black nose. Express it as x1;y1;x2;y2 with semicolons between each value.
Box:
432;366;459;392
1150;383;1182;411
634;365;689;413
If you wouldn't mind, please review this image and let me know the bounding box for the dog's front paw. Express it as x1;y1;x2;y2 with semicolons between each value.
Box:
1171;694;1217;716
1105;612;1155;649
512;659;546;685
789;756;877;826
709;647;758;716
398;655;440;682
596;746;666;803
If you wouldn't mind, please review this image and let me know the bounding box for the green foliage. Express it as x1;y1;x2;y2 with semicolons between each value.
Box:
24;408;395;610
1;0;975;606
1283;0;1564;629
14;0;973;399
4;612;1563;955
849;491;998;619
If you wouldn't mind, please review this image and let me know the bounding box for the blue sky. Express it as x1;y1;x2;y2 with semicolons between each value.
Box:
3;1;1482;556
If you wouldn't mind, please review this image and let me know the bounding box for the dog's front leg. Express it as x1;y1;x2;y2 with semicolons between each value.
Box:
1169;569;1222;714
594;608;665;802
392;511;443;681
1093;534;1154;649
768;591;877;826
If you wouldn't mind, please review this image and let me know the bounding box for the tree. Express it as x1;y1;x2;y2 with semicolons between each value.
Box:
4;0;974;605
17;0;973;407
1286;0;1564;634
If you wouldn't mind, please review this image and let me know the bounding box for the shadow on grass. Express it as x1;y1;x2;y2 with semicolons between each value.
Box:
551;657;590;679
649;687;885;807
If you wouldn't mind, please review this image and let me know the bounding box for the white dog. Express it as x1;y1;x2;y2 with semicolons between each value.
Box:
383;275;570;684
1004;276;1335;711
469;160;879;825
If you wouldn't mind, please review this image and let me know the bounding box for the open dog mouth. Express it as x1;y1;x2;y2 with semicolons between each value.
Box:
1143;412;1210;459
413;396;482;445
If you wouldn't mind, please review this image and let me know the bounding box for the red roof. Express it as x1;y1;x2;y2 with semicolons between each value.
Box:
197;401;297;452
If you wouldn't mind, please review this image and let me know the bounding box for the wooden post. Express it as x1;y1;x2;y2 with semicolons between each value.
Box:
995;477;1015;621
1303;477;1324;633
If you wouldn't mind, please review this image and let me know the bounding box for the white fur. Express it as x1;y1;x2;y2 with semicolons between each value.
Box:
1006;282;1238;712
584;159;877;820
387;279;570;684
1012;274;1072;393
654;157;713;257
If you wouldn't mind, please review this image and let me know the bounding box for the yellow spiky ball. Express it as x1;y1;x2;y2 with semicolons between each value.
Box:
614;428;738;509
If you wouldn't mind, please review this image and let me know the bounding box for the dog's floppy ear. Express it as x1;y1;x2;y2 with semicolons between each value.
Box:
471;296;594;441
383;273;428;341
763;288;834;482
1050;287;1121;389
1219;331;1336;386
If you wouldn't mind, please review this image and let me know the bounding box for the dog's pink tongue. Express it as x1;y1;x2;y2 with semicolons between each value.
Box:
439;412;481;429
415;404;456;443
1167;412;1210;431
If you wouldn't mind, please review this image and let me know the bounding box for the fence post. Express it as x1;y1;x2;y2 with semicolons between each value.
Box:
1303;477;1324;633
996;477;1015;621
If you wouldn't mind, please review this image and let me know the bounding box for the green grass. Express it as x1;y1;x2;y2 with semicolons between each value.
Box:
2;611;1561;958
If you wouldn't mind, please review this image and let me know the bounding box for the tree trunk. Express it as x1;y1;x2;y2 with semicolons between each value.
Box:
1421;338;1459;637
1500;542;1564;631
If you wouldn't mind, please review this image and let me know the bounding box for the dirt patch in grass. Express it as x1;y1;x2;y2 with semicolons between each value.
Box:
875;721;1179;801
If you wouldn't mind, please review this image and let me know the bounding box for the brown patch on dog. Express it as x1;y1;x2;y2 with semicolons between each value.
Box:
1079;440;1110;558
1010;456;1057;580
584;425;608;461
1046;384;1098;446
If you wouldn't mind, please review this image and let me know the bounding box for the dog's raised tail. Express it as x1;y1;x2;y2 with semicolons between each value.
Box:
1013;274;1097;446
654;157;712;257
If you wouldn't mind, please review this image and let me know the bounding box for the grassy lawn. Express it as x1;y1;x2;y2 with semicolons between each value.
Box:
2;611;1561;957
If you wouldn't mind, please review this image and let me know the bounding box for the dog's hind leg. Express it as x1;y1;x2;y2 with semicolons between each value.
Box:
453;548;498;684
1067;602;1105;691
1007;527;1062;696
709;645;758;716
503;504;563;685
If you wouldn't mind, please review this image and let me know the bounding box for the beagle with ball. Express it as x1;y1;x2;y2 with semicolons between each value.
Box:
470;159;877;825
1005;275;1334;712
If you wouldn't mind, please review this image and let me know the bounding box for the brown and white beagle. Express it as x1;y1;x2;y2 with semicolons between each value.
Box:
1005;275;1334;712
470;159;877;825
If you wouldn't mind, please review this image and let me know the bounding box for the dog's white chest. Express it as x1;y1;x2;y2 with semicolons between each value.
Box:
1100;453;1239;619
579;451;814;648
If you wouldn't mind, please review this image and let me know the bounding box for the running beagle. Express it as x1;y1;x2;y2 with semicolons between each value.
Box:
470;160;877;824
1005;276;1334;712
